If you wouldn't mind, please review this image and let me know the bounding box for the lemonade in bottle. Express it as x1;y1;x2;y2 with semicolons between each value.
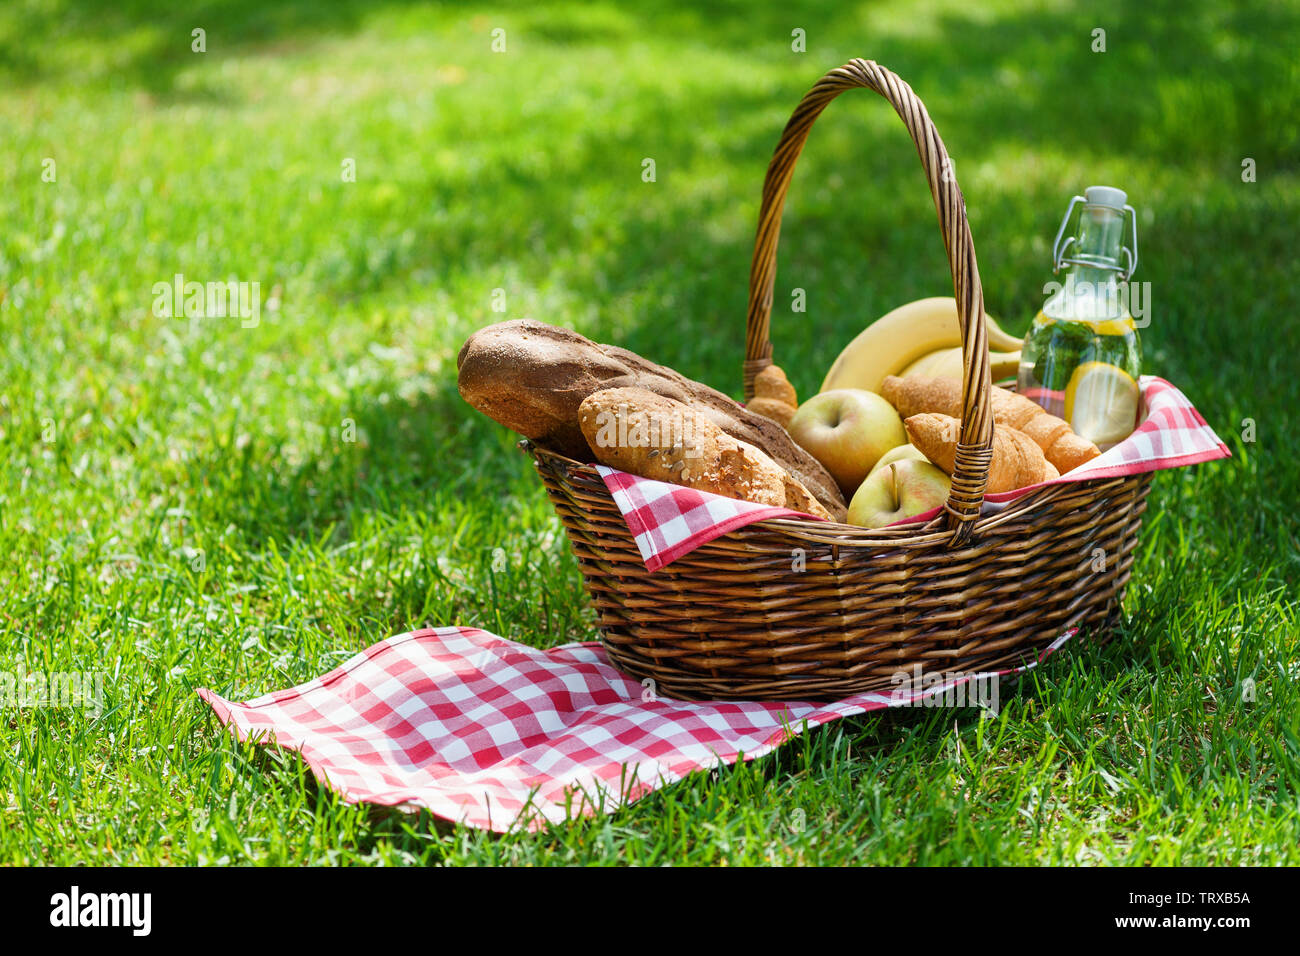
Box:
1018;186;1142;451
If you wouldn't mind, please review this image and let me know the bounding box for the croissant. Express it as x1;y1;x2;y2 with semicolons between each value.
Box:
882;376;1100;475
904;413;1059;493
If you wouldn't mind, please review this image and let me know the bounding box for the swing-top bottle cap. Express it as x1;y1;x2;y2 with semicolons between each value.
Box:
1054;186;1138;278
1084;185;1127;210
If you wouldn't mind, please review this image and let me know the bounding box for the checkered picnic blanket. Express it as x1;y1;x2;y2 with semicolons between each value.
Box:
603;375;1229;570
196;375;1226;832
199;625;1074;832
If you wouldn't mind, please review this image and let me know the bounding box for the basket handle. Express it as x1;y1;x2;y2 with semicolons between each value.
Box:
743;59;994;544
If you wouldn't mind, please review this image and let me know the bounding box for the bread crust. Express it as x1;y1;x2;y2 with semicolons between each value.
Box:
577;387;832;518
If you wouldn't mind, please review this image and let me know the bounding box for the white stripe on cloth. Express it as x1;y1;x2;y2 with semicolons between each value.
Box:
199;624;1076;832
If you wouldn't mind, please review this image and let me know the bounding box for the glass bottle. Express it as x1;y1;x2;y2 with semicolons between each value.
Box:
1018;186;1142;450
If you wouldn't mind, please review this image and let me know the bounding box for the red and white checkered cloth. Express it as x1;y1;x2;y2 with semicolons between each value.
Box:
199;625;1074;832
603;375;1229;570
195;377;1224;831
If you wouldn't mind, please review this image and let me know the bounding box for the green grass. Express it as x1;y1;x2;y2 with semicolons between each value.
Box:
1;0;1298;864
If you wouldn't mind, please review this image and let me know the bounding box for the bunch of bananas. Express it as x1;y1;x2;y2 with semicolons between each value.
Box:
820;297;1023;393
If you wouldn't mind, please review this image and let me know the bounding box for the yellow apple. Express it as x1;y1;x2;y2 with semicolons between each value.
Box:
787;389;906;497
847;459;952;528
867;443;928;478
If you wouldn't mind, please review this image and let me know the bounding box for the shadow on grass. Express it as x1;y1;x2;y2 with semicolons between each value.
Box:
175;372;511;546
14;0;1294;387
278;0;1299;383
0;0;412;91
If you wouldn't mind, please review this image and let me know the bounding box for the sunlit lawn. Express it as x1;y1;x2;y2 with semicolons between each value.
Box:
1;0;1297;863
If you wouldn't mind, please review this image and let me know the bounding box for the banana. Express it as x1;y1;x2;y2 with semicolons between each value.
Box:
819;296;1023;394
819;297;961;394
900;345;1022;381
900;346;961;379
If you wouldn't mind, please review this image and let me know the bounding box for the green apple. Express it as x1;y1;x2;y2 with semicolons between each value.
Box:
787;389;906;497
867;443;928;478
847;459;952;529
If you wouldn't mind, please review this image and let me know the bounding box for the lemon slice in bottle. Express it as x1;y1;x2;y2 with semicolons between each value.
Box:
1086;316;1137;336
1064;362;1139;447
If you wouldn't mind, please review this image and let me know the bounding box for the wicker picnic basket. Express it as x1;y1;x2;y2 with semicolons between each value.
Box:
526;59;1153;701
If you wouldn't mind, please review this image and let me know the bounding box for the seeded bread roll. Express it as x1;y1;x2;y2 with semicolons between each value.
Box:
777;472;834;520
578;388;782;505
457;320;846;519
577;387;831;518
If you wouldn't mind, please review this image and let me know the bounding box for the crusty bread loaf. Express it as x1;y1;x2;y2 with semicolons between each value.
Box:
457;320;846;519
777;472;833;520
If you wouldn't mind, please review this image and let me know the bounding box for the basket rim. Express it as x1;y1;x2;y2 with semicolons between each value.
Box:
524;439;1146;548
